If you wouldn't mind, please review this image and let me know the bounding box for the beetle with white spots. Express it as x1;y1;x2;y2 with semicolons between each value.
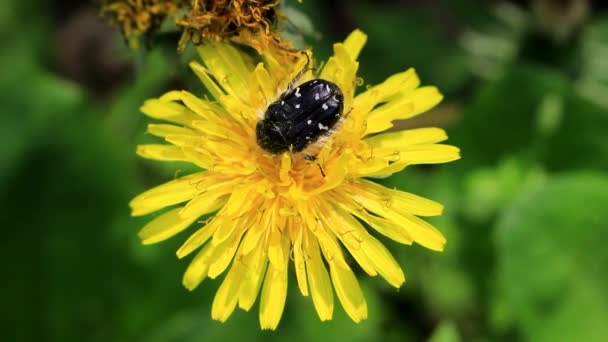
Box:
256;78;344;154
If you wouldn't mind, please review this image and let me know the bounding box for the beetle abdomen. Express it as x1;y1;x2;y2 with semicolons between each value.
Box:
256;79;344;154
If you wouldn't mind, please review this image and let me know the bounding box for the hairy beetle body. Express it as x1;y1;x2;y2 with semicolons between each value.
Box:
256;79;344;154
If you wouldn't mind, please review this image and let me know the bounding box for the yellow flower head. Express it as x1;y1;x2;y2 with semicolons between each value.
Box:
130;30;460;330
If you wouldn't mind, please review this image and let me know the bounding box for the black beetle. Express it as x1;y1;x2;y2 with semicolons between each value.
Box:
256;79;344;154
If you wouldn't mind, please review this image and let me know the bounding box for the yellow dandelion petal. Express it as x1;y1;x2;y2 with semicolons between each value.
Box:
140;98;200;127
329;191;414;245
254;63;278;101
304;235;334;321
321;43;359;108
299;203;349;269
237;246;268;311
147;123;196;138
360;234;406;288
178;91;224;122
207;227;247;279
130;29;460;329
197;42;256;110
292;228;310;296
138;207;199;245
365;144;461;178
358;179;444;217
365;86;444;135
259;234;290;330
178;189;227;219
189;62;225;100
136;144;187;162
240;205;273;255
176;219;219;259
182;243;215;291
211;265;241;322
351;68;420;124
129;172;207;216
364;127;449;148
329;262;368;323
316;201;404;286
344;181;447;251
343;29;368;60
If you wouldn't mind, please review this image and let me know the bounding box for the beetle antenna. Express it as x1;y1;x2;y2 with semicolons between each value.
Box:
317;164;326;178
303;154;326;178
287;51;313;89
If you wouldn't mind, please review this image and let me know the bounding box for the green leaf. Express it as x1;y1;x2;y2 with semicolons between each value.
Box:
282;5;316;37
428;321;461;342
464;158;546;222
452;62;608;172
451;64;567;169
0;69;84;185
496;172;608;341
287;279;391;341
350;3;470;94
543;92;608;171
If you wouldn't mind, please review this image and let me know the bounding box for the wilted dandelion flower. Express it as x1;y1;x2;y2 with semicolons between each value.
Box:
101;0;287;52
177;0;285;52
130;30;460;329
101;0;186;48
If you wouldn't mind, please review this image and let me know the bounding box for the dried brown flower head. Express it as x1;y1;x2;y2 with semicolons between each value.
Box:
101;0;187;48
177;0;286;52
101;0;291;52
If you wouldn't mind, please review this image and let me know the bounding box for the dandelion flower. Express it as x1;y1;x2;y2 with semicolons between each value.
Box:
101;0;287;52
130;30;460;330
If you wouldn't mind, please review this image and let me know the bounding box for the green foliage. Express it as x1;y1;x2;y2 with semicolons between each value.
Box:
429;321;461;342
497;173;608;341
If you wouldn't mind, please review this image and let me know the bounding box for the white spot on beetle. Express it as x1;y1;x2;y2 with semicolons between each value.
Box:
315;94;320;100
322;103;329;110
295;87;301;97
318;123;329;130
295;104;300;109
325;84;330;92
281;101;285;105
306;136;311;140
307;120;312;125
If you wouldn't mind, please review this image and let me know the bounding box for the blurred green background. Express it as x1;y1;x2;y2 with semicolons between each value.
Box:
2;0;608;341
